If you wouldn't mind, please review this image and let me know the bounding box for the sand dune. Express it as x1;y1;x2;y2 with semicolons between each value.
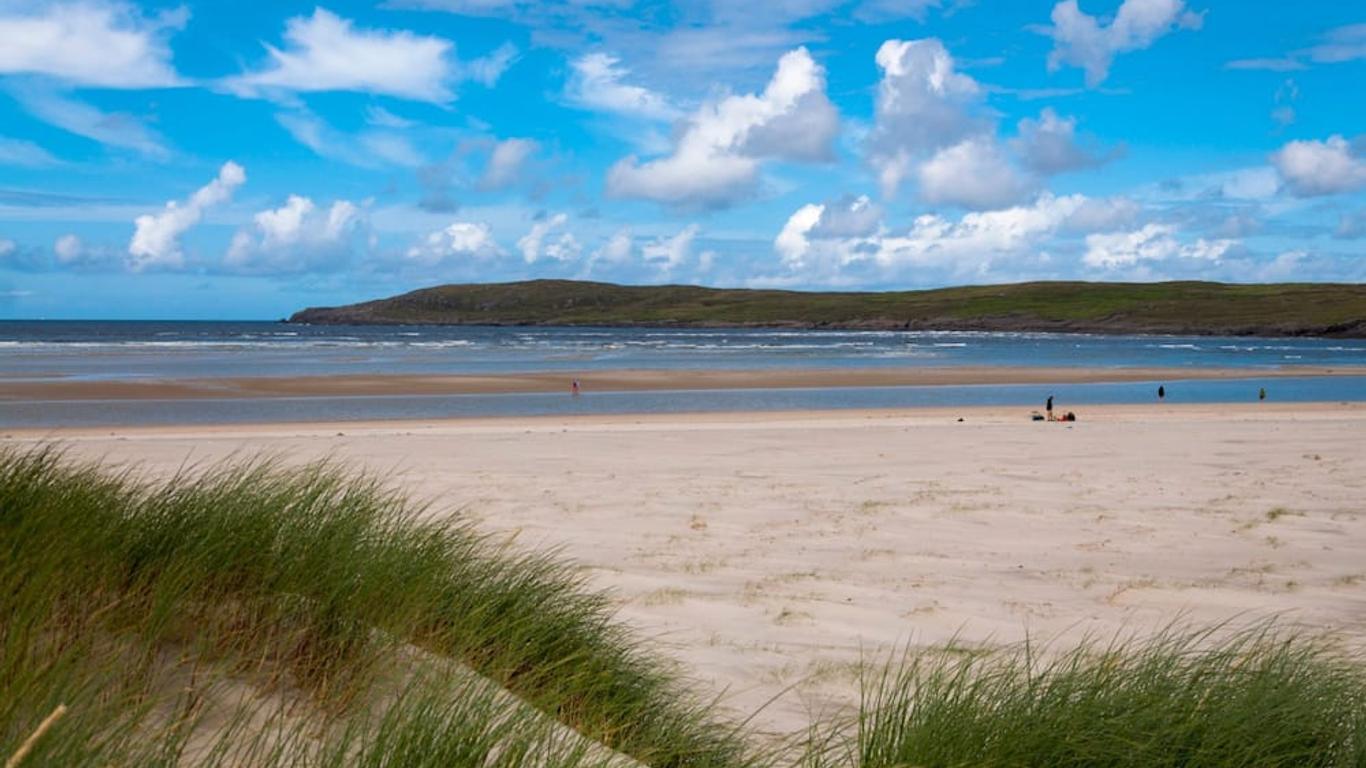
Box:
14;402;1366;738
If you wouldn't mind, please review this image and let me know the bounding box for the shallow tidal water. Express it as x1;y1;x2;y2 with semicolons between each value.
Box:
2;322;1364;426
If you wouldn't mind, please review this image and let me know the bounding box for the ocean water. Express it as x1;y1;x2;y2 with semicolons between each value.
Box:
2;321;1364;427
3;321;1366;380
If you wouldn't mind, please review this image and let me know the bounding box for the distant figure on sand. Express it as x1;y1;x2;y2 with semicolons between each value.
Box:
571;379;581;396
1259;387;1267;401
1046;394;1054;420
1157;385;1165;401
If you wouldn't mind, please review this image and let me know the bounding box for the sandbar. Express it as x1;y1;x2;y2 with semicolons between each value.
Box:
3;364;1362;401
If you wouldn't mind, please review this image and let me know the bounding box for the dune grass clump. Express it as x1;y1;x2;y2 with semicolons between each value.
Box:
0;446;758;767
809;625;1366;768
8;444;1366;768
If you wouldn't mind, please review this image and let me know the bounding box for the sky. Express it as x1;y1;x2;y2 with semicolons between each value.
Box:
0;0;1363;319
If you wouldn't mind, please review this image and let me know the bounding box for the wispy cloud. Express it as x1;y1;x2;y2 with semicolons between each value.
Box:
565;53;680;121
276;109;425;169
1225;57;1306;72
0;136;60;167
223;7;517;104
0;1;185;88
225;8;457;102
6;83;170;158
479;138;538;191
1226;23;1366;71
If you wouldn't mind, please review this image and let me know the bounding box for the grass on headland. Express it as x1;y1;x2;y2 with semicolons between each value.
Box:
0;446;758;767
806;623;1366;768
290;278;1366;338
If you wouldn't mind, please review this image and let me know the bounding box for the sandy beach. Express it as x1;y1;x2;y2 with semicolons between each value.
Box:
5;364;1364;401
10;402;1366;738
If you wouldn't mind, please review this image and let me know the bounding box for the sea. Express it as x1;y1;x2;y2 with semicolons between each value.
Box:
2;321;1365;428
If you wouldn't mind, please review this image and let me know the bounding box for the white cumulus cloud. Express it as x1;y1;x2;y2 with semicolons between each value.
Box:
128;161;246;272
406;221;503;266
812;194;884;239
1271;135;1366;197
775;202;832;270
774;194;889;270
54;233;82;262
776;193;1097;280
517;213;581;263
869;40;1116;208
0;1;184;88
641;224;700;271
916;136;1037;210
1011;108;1111;175
51;233;117;269
1082;223;1233;269
868;38;985;198
1061;196;1141;231
1254;250;1307;281
226;194;364;274
606;47;839;208
1045;0;1204;86
593;228;634;266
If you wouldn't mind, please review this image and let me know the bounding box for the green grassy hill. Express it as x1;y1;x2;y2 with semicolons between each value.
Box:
289;279;1366;337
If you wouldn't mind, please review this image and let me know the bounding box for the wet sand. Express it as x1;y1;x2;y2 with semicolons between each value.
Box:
4;364;1362;401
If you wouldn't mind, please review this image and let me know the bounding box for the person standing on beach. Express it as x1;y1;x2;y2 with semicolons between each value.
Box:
1157;385;1165;401
571;379;581;396
1046;394;1054;420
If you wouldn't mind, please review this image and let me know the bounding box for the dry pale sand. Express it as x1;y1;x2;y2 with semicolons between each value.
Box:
9;403;1366;738
4;364;1362;400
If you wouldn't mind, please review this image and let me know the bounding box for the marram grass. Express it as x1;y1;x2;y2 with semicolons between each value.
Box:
4;445;1366;767
0;446;756;767
806;625;1366;768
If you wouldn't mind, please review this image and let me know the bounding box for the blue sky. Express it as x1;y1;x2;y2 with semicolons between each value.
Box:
0;0;1363;319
